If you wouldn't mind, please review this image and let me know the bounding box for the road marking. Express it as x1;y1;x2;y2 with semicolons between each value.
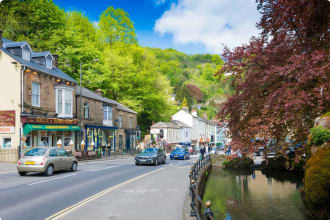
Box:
90;165;121;172
0;171;16;175
79;158;133;165
45;167;167;220
28;174;77;186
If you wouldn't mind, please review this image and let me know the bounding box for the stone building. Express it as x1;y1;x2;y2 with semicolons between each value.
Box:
0;34;79;162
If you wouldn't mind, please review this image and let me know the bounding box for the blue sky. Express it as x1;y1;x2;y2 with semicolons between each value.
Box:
53;0;260;54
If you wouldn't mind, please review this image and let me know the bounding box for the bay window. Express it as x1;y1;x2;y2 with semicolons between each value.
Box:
56;86;73;118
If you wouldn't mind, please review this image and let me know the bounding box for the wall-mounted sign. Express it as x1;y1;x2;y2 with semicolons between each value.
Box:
21;117;78;125
0;110;15;134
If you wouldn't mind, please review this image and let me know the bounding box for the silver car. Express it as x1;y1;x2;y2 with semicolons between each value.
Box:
17;147;78;176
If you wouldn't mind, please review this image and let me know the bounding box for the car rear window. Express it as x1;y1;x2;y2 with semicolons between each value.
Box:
24;148;47;156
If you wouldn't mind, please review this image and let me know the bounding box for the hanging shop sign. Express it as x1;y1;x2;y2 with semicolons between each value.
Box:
0;110;15;134
22;117;78;125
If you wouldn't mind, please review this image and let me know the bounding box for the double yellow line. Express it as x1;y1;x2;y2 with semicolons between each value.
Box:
45;167;167;220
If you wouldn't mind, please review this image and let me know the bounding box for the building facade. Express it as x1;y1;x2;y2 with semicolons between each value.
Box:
0;35;79;162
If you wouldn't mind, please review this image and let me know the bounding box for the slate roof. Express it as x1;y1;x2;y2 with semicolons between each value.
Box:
1;37;76;83
32;51;52;58
151;122;180;129
76;86;137;114
171;120;191;128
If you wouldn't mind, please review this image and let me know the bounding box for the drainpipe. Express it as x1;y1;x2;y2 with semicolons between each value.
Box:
19;65;25;159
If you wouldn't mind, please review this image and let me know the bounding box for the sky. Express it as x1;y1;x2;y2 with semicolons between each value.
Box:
53;0;261;55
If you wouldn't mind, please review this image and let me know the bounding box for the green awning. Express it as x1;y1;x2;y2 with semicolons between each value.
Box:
23;124;80;136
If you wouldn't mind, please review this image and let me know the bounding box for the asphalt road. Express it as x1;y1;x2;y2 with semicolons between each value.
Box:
0;156;196;220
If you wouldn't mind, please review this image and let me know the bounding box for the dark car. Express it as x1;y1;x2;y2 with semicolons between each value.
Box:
135;148;166;166
170;148;190;160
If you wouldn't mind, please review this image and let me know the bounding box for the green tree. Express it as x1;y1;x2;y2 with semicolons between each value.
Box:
98;6;137;45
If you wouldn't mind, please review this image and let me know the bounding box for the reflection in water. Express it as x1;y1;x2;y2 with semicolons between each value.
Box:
203;168;308;220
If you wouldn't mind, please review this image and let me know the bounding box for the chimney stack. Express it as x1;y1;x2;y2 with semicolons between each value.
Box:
0;30;3;48
95;89;103;96
53;54;59;67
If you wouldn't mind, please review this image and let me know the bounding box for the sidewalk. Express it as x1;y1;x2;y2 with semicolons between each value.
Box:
0;162;17;173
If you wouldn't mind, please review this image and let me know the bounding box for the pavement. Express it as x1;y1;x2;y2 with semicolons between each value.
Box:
0;155;197;220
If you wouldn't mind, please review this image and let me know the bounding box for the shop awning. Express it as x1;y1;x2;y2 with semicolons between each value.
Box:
23;124;80;135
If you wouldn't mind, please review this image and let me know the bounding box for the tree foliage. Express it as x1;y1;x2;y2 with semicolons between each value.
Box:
218;0;330;152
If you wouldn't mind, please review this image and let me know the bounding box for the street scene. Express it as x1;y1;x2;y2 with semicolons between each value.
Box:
0;0;329;220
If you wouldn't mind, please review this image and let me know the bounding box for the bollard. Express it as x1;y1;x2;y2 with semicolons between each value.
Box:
190;180;197;217
204;200;214;220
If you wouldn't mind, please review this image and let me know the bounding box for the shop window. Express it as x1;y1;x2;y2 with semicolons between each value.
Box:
83;102;89;119
2;138;11;148
40;137;49;147
56;87;73;118
32;82;40;107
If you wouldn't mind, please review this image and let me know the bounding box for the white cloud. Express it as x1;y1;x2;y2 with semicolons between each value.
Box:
154;0;261;53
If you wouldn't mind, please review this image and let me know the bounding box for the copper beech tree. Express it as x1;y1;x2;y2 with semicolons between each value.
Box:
218;0;330;153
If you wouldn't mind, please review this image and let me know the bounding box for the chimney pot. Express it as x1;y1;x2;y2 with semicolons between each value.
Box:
95;89;103;96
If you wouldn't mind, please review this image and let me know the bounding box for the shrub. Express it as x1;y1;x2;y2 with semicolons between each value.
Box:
309;126;330;146
303;147;330;218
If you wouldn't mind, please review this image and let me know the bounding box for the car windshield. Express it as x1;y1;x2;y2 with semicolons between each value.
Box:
142;148;157;153
24;148;47;156
173;148;185;152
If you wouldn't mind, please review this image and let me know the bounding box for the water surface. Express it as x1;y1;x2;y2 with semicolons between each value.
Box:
203;168;308;220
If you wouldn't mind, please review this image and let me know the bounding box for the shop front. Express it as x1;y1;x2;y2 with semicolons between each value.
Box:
84;125;117;152
125;129;138;150
21;117;79;151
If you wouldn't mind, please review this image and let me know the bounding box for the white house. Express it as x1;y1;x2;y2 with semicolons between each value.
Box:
150;122;181;145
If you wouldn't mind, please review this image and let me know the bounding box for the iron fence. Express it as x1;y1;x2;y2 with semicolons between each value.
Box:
189;154;214;220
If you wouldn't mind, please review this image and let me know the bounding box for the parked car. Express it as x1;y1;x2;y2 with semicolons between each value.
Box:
135;148;166;166
17;147;78;176
170;147;190;160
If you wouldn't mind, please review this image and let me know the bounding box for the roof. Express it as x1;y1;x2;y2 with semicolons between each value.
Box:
32;51;52;58
171;120;191;128
76;86;137;114
1;37;76;83
151;122;180;129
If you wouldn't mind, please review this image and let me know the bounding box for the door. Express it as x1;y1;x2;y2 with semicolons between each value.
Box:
56;148;70;170
48;148;60;171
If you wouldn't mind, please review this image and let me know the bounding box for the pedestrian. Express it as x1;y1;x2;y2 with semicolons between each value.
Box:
102;145;106;156
107;145;111;157
200;146;205;160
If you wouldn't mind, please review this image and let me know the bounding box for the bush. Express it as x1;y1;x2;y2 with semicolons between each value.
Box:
303;147;330;219
309;126;330;146
223;157;253;170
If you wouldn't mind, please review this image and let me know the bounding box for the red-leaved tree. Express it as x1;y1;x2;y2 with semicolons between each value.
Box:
218;0;330;153
186;83;203;102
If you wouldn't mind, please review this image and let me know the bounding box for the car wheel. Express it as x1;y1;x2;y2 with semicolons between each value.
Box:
154;159;158;166
18;171;27;176
45;165;54;176
70;162;78;172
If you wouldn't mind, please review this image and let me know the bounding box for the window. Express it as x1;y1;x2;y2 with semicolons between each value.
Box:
22;45;30;61
56;87;73;117
83;102;89;119
57;148;69;157
118;115;122;127
129;117;133;128
32;82;40;107
119;135;122;149
49;149;58;157
46;57;52;69
103;105;112;121
2;138;11;148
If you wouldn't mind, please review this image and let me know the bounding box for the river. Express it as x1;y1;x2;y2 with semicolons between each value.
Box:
203;167;309;220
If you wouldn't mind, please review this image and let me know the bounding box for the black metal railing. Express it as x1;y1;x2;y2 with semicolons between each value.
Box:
189;154;214;220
